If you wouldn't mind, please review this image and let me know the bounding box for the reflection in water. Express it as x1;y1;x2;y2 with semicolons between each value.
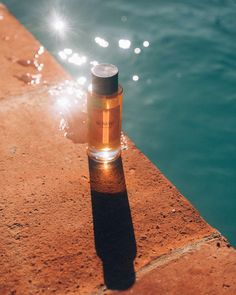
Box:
63;48;72;55
68;53;87;66
58;50;67;60
95;36;109;48
53;19;66;31
119;39;131;49
143;40;150;47
54;30;150;83
132;75;139;82
134;47;141;54
88;157;136;290
58;49;87;66
90;60;99;66
50;13;67;37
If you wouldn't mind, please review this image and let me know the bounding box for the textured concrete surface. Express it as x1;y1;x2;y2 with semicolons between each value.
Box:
111;238;236;295
1;4;236;295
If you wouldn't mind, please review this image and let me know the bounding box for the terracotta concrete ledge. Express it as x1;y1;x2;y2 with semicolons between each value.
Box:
111;237;236;295
0;4;236;295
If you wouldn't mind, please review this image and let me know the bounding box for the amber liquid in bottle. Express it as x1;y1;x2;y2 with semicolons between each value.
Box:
87;86;123;162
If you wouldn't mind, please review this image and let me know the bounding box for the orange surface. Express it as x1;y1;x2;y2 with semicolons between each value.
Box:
112;239;236;295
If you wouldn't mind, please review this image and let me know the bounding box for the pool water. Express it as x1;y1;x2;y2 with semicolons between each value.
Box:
3;0;236;246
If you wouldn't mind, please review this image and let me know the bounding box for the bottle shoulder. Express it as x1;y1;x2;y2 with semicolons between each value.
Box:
88;84;123;99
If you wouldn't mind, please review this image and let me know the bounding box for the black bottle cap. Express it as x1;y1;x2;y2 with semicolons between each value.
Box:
91;63;118;95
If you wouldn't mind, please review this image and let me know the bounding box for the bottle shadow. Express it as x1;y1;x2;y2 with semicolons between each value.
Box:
88;156;137;290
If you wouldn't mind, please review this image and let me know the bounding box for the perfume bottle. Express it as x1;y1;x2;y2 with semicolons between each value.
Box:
87;64;123;162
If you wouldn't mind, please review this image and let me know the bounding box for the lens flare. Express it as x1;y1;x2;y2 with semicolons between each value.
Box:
53;19;66;31
49;10;68;38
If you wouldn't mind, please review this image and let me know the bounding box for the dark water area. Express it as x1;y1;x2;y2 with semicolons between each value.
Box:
3;0;236;246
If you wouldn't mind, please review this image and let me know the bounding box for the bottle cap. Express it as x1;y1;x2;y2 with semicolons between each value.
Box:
91;63;118;95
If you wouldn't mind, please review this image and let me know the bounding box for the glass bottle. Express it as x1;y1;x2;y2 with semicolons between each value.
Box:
87;64;123;162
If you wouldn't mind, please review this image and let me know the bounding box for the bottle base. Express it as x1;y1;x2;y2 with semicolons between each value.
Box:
87;147;121;163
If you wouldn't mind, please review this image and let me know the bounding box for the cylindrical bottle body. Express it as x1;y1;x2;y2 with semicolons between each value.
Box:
87;85;123;162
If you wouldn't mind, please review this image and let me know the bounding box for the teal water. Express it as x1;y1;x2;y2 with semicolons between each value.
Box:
3;0;236;246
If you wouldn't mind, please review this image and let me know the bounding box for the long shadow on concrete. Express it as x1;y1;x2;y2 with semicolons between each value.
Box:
88;156;137;290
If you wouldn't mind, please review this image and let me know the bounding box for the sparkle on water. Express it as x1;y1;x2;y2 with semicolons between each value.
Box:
118;39;131;49
58;48;87;66
94;36;109;48
64;48;73;55
132;75;139;82
134;48;141;54
58;50;67;60
50;13;67;36
143;40;150;47
90;60;99;66
68;53;87;66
